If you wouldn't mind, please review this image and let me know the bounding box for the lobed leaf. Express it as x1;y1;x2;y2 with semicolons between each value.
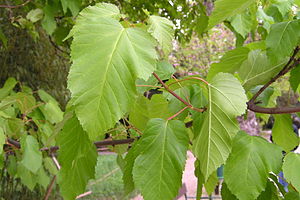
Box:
68;4;158;139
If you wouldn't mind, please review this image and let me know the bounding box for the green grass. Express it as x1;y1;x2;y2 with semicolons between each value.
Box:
82;154;136;200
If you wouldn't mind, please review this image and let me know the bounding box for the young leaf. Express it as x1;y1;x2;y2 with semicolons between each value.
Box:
207;47;249;81
20;135;42;174
148;15;174;55
224;132;282;200
266;20;300;63
57;115;98;200
193;73;247;181
272;114;299;152
239;50;287;91
208;0;256;29
68;4;158;139
204;171;218;195
283;152;300;192
132;119;189;200
289;65;300;92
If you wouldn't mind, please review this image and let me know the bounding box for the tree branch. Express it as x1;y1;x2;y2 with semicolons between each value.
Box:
0;0;31;8
247;46;300;114
152;72;206;113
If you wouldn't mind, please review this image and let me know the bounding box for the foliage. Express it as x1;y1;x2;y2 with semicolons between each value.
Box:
0;78;63;199
1;0;300;200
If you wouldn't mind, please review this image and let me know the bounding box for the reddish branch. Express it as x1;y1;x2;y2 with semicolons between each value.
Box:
247;46;300;114
152;72;206;113
0;0;31;8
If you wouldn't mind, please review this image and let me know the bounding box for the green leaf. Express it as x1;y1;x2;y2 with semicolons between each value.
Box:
239;50;287;91
193;73;247;180
266;20;300;63
273;0;293;17
60;0;82;16
230;13;252;38
0;127;5;155
20;135;42;174
224;132;282;200
207;47;249;81
208;0;256;29
42;0;59;34
190;86;207;139
129;95;170;130
68;4;158;139
17;163;37;190
272;114;299;152
148;15;174;55
250;86;274;107
44;157;58;175
257;7;274;32
123;140;141;194
221;182;238;200
39;90;63;124
0;77;17;100
58;114;98;200
133;119;189;200
14;92;36;114
257;180;280;200
289;65;300;92
26;8;44;23
284;191;300;200
37;168;50;189
204;171;218;195
283;152;300;192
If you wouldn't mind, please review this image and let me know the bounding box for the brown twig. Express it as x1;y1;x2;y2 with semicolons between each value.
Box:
152;72;206;113
247;46;300;114
44;176;57;200
0;0;31;8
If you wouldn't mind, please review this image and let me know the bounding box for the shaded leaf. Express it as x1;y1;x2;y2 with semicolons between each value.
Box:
207;47;249;81
239;50;287;91
272;114;299;152
257;180;280;200
289;65;300;92
129;95;170;131
58;115;98;200
60;0;82;16
20;135;42;174
266;20;300;63
224;132;282;200
221;182;238;200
